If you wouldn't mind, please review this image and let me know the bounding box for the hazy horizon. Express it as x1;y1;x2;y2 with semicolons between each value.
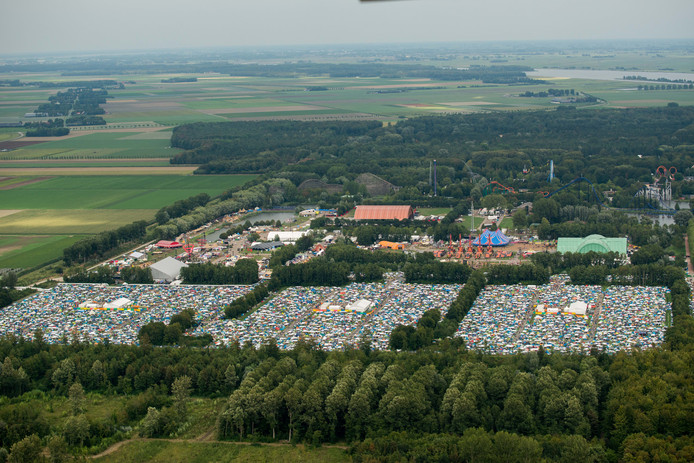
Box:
2;0;694;55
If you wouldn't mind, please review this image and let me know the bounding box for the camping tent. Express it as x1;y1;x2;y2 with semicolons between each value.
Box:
472;229;510;246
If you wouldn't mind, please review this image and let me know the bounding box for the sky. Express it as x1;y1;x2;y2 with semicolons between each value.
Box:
2;0;694;55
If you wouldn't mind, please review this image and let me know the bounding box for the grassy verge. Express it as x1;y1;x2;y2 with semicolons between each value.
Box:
93;440;351;463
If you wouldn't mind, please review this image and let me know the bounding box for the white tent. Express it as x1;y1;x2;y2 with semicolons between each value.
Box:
347;299;372;313
104;298;132;309
150;257;188;282
567;301;588;316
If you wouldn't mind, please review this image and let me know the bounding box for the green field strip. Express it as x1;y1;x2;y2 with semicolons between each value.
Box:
0;188;141;209
0;160;172;168
0;175;257;210
417;208;452;216
181;97;296;110
0;148;73;160
499;218;514;229
46;148;125;159
0;209;158;234
0;106;35;118
108;188;228;209
220;108;357;118
0;234;84;269
92;440;350;463
29;132;173;149
104;111;222;124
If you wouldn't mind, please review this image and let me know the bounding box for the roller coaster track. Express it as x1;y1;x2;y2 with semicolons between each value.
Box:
482;180;516;196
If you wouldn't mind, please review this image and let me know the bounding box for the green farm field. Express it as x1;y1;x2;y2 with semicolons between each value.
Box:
0;174;256;269
0;159;172;168
0;235;83;268
0;209;157;235
0;175;255;210
0;130;181;160
3;69;694;130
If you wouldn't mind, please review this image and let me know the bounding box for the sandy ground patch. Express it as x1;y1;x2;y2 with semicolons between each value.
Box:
0;210;23;219
0;167;196;175
0;242;24;255
0;176;53;190
203;105;326;115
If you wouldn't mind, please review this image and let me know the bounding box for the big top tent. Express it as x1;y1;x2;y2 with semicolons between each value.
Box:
472;229;510;247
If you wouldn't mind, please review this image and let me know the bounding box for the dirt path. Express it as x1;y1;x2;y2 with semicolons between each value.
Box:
195;428;216;442
90;436;349;459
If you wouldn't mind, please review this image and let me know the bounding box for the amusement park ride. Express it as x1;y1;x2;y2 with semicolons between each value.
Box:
635;165;677;207
436;161;680;262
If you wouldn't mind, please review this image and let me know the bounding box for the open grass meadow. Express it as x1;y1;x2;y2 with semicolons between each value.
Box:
93;441;351;463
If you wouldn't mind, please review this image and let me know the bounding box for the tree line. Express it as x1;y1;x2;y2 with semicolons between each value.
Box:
180;259;259;285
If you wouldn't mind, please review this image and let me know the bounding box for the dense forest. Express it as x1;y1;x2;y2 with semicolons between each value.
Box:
169;107;694;212
0;316;692;461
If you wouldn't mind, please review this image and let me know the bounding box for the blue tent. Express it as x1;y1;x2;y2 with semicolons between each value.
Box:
472;229;510;246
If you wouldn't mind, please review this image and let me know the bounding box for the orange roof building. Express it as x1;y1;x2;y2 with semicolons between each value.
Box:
354;205;414;221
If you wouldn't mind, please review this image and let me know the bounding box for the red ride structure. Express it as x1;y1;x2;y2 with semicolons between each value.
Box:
655;165;677;182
